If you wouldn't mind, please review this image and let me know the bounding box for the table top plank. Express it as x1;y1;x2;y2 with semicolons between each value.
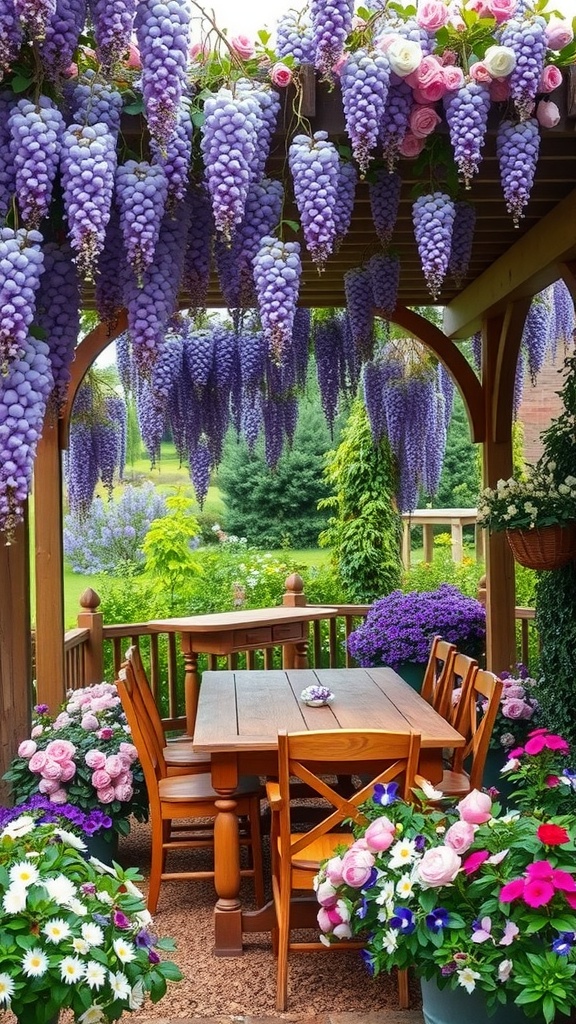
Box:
193;668;464;753
148;606;338;633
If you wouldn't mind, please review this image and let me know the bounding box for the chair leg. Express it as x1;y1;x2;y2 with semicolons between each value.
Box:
248;794;265;908
276;877;291;1011
397;967;410;1009
147;814;164;914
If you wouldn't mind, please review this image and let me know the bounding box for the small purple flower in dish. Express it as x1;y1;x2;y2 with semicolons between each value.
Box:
300;685;335;707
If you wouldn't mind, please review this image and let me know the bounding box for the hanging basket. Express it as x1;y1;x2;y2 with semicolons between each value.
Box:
506;522;576;571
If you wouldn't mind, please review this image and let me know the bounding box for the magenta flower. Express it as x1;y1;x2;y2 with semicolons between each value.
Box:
462;850;490;875
499;877;525;903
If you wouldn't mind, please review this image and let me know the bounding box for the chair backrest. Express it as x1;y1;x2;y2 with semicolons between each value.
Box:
116;659;168;795
276;729;421;862
124;645;166;752
443;652;479;727
420;637;457;715
451;669;503;790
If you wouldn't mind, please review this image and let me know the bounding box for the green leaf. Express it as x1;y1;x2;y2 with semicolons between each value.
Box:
283;219;300;233
123;99;144;115
11;75;32;93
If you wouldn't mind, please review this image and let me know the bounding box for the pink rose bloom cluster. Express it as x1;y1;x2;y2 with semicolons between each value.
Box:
22;738;77;804
85;742;139;804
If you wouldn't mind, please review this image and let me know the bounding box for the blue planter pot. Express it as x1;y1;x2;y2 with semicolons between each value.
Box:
84;828;119;865
421;977;543;1024
395;661;426;692
481;747;515;808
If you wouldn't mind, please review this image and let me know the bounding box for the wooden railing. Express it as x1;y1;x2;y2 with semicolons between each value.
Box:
61;579;538;728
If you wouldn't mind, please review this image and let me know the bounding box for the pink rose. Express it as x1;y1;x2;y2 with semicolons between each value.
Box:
398;132;426;158
270;62;292;88
230;34;255;60
410;104;442;138
28;751;48;773
539;65;563;93
31;725;43;739
486;0;515;21
340;846;375;888
536;100;561;128
416;1;450;31
85;749;107;770
443;65;465;91
444;820;476;854
324;855;344;886
406;54;444;90
45;739;76;763
119;742;138;762
97;727;114;740
316;879;338;907
501;698;532;720
375;32;400;53
96;786;116;803
465;0;491;14
416;846;461;886
38;778;60;794
458;789;493;824
41;759;63;781
18;740;37;758
63;62;78;78
317;900;351;938
412;79;448;103
469;61;493;84
49;787;69;804
105;754;124;778
126;41;141;69
92;769;112;789
81;713;99;731
59;760;76;782
114;782;133;802
545;18;574;51
490;78;510;102
53;712;71;729
502;683;526;699
364;817;396;852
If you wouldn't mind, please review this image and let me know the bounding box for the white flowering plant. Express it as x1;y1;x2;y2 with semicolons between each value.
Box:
315;733;576;1022
3;683;148;841
476;461;576;533
0;814;182;1023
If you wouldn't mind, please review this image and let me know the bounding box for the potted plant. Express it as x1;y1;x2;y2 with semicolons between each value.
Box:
347;584;486;689
3;682;148;861
0;811;182;1023
476;460;576;570
315;730;576;1023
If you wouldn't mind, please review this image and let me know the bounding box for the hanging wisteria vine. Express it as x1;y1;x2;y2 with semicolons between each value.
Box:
0;0;573;535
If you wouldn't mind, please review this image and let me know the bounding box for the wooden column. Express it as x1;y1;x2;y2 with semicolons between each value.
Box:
0;518;32;802
76;588;104;685
481;304;530;673
34;408;66;711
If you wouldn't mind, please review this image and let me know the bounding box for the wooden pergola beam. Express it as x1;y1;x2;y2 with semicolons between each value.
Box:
443;187;576;339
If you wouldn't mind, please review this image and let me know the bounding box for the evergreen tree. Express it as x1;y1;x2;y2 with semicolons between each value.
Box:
217;391;334;548
434;394;480;508
319;399;402;603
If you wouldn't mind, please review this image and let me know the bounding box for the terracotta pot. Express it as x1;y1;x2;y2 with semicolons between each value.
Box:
506;522;576;571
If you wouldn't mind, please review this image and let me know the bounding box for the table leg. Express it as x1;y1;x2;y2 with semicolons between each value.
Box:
181;640;200;736
212;795;244;956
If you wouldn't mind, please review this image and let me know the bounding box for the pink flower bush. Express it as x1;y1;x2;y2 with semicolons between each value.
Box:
5;682;147;837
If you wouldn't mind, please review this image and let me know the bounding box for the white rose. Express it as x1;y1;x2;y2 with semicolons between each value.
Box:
484;45;516;79
386;38;423;77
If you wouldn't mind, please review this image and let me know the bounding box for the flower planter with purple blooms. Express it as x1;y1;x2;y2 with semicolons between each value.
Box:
300;685;335;707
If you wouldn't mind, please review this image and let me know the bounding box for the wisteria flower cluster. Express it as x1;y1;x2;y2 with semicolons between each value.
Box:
315;731;576;1022
3;683;148;838
0;814;182;1023
477;461;576;533
347;583;486;668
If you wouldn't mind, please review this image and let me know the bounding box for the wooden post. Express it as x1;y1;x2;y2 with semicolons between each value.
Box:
451;520;464;562
423;524;434;563
402;520;411;568
0;518;32;803
77;588;104;684
282;573;306;607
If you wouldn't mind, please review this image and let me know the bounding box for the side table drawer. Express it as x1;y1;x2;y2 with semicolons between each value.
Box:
232;626;272;648
272;622;306;642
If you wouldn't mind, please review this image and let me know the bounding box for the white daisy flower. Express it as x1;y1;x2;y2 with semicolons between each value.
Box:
109;971;131;1000
9;861;39;887
81;922;105;947
3;884;28;914
388;838;417;869
457;967;481;993
55;828;87;851
112;938;136;963
67;896;88;916
72;938;90;955
0;972;15;1005
85;961;107;990
22;948;48;978
43;918;72;943
43;874;77;905
396;873;415;898
60;956;86;984
383;929;398;954
1;815;36;838
375;880;395;905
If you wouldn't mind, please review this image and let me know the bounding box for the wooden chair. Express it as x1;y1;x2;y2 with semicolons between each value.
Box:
433;668;503;797
436;651;479;726
267;728;421;1012
124;645;211;777
420;636;457;718
116;658;265;913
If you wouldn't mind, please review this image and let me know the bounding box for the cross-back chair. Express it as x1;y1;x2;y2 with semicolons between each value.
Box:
420;636;457;718
266;728;421;1012
436;650;479;726
126;644;211;776
117;656;265;913
434;668;503;797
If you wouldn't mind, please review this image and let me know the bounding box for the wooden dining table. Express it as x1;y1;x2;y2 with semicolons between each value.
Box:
192;665;465;956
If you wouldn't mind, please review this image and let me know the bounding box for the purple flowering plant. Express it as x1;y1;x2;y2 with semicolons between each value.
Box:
315;732;576;1022
3;682;148;839
0;814;182;1023
347;584;486;668
452;662;540;753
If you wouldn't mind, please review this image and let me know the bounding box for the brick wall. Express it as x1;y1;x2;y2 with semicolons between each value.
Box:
517;351;568;464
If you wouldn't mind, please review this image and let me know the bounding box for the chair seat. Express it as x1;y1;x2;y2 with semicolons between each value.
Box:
438;769;471;796
159;773;263;803
286;831;355;870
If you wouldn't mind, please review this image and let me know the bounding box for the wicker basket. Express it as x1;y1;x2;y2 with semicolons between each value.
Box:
506;522;576;571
